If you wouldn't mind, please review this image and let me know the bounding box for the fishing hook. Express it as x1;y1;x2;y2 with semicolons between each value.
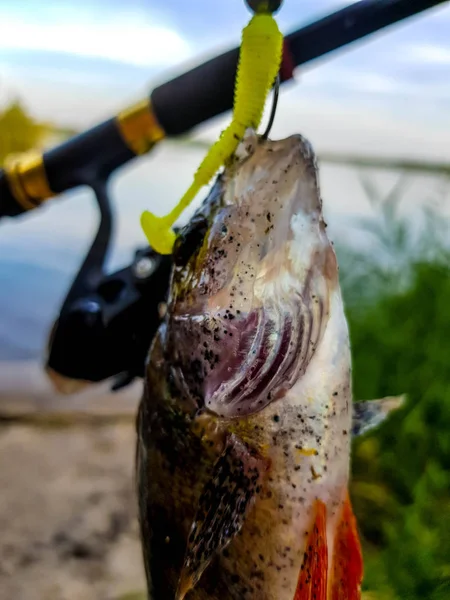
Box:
262;73;280;140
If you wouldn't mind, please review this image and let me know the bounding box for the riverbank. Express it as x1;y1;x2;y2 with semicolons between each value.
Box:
0;360;140;417
0;361;145;600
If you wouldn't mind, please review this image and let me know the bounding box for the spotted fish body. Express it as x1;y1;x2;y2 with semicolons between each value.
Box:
136;130;364;600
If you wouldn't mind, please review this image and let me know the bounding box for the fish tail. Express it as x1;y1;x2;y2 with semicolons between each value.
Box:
293;493;363;600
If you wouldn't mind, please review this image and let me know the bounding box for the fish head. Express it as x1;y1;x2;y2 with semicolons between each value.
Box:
165;129;338;418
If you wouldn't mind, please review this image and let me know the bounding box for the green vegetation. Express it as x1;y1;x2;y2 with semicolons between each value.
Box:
336;177;450;600
0;99;46;163
0;99;76;164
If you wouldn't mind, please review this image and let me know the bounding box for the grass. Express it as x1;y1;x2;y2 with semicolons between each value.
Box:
0;99;76;164
335;181;450;600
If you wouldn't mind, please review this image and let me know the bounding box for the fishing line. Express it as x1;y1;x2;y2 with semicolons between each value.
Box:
262;73;280;140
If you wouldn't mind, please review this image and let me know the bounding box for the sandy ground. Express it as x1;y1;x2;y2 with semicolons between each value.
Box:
0;421;147;600
0;362;146;600
0;361;141;417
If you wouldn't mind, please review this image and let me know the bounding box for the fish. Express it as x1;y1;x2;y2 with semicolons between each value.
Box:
136;129;402;600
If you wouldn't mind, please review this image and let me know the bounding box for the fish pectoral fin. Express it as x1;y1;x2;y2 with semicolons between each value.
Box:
352;395;406;438
176;434;269;600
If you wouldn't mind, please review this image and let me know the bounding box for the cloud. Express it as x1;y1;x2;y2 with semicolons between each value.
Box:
407;43;450;65
2;0;450;132
300;67;401;95
0;12;191;68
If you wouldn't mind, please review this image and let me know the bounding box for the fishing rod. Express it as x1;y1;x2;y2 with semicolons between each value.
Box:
0;0;447;391
0;0;447;219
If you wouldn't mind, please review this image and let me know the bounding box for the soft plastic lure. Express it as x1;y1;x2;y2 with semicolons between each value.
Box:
141;12;284;255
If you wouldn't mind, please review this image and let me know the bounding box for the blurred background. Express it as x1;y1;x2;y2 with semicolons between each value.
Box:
0;0;449;598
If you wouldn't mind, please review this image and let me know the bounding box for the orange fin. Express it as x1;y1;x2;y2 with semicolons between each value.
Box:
294;499;328;600
330;493;364;600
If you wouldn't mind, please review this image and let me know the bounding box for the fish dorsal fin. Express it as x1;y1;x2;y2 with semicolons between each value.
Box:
176;434;269;599
352;395;405;438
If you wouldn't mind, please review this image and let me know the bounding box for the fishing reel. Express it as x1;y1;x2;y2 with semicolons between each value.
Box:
45;184;173;393
45;0;285;394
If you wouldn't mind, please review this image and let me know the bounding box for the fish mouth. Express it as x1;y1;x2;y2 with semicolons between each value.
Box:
171;285;323;419
206;308;298;417
168;132;331;417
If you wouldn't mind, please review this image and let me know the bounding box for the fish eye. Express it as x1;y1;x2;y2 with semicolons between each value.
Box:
173;215;209;267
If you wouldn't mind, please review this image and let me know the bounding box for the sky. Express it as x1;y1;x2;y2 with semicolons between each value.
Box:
1;0;450;154
1;0;450;245
1;0;450;252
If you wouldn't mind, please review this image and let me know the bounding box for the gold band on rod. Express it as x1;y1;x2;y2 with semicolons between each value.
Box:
116;99;165;155
3;150;55;212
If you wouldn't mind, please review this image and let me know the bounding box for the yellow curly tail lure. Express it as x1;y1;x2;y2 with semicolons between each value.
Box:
141;12;284;255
